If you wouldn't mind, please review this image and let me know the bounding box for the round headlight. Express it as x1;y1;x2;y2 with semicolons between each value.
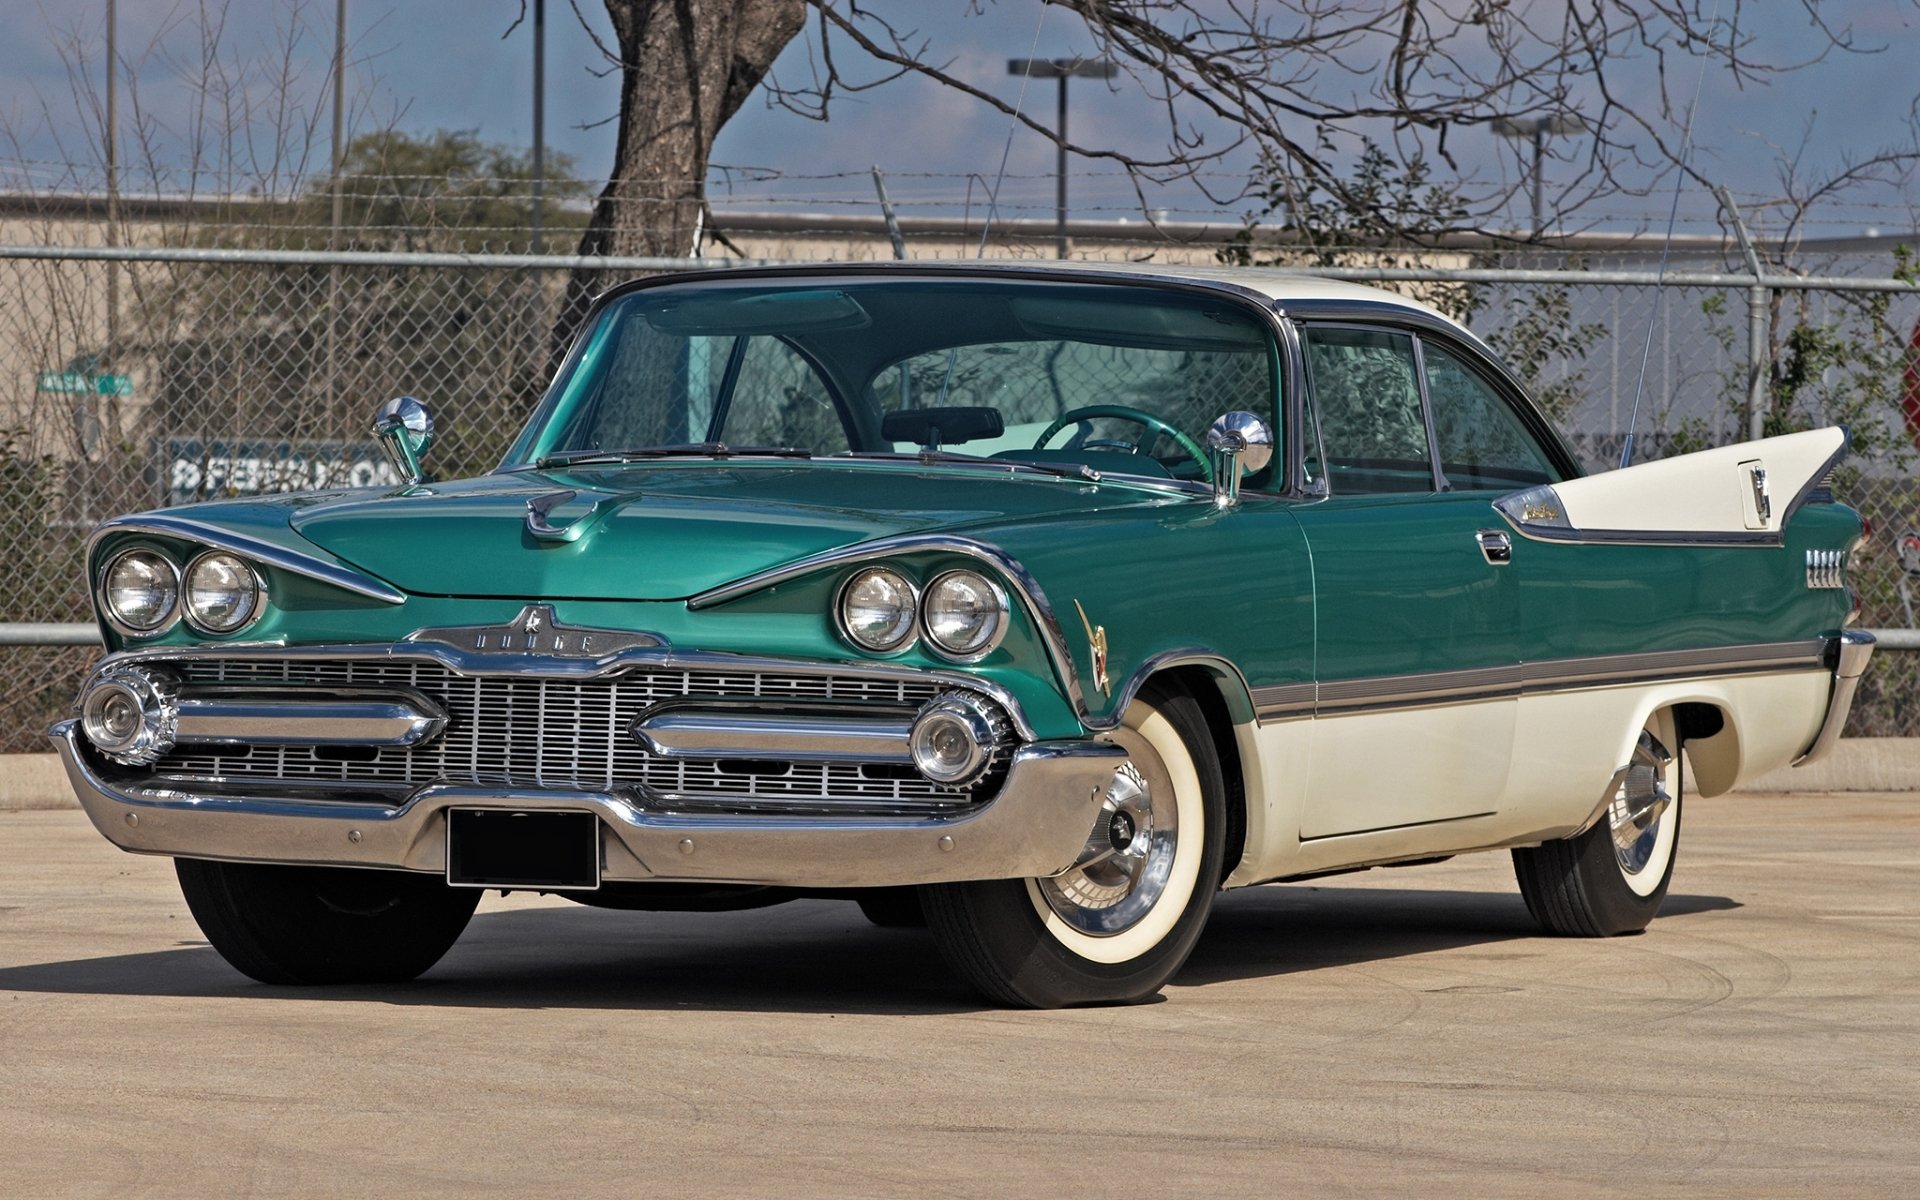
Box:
838;567;918;652
183;551;265;633
922;570;1008;660
101;550;179;634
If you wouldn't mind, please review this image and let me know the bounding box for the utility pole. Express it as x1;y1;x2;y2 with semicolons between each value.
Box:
1492;114;1587;239
1007;57;1117;259
104;0;118;365
328;0;346;415
531;0;545;253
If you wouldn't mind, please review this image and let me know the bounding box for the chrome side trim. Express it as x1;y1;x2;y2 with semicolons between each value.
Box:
1251;682;1316;722
55;722;1127;888
1259;639;1829;724
88;514;407;605
83;639;1040;742
631;709;914;763
689;533;1089;722
173;687;448;748
1794;630;1876;767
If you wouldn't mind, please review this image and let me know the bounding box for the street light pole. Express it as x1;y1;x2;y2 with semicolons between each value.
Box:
1008;57;1117;259
1492;114;1587;239
531;0;545;254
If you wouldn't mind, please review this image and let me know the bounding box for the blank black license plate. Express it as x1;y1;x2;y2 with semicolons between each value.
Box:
447;808;601;890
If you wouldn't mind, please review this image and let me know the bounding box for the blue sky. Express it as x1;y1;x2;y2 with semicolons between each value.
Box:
2;1;1916;238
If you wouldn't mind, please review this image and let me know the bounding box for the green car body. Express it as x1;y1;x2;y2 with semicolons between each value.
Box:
56;263;1872;1005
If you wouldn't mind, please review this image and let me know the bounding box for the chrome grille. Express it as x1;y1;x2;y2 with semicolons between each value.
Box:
149;657;1006;815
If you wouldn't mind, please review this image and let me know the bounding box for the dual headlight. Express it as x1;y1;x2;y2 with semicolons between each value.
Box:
837;566;1008;660
99;548;266;637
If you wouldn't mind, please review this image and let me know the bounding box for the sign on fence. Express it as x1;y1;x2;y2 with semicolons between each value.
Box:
37;370;132;395
162;439;401;506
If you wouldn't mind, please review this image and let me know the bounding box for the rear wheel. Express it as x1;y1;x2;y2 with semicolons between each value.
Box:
1512;709;1682;936
175;859;480;985
921;683;1225;1007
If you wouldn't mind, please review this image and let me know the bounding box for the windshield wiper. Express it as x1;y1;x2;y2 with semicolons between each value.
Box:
837;450;1103;483
538;443;812;468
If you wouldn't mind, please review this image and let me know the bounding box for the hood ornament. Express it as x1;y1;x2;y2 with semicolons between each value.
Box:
525;488;639;544
1073;599;1111;698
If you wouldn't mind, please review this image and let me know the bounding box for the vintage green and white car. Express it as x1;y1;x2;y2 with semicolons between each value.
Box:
56;262;1873;1007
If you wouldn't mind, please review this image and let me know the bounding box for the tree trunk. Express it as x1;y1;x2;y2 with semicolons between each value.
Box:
550;0;805;368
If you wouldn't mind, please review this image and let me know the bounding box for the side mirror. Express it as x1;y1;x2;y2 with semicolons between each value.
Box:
373;396;434;485
1204;410;1274;509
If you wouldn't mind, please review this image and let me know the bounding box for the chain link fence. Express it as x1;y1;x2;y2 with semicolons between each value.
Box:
1;241;1915;750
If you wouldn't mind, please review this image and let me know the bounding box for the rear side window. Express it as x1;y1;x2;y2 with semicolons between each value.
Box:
1423;341;1561;489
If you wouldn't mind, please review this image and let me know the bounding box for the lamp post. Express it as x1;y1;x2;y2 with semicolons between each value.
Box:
1492;114;1587;238
1007;57;1117;258
531;0;545;253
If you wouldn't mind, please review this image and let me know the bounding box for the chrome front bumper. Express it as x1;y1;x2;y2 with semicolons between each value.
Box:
52;720;1125;888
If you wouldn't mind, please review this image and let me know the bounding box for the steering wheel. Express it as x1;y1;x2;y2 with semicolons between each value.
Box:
1032;404;1214;483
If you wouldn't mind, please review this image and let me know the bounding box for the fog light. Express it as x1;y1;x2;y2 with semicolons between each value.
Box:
909;693;1002;785
79;668;178;766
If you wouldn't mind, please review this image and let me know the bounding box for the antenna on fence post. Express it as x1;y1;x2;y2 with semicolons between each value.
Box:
1714;184;1770;443
871;167;907;261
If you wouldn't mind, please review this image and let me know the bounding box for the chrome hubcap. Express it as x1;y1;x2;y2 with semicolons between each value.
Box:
1608;730;1674;877
1037;727;1178;936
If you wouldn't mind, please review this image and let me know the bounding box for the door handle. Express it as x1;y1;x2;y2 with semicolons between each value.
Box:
1476;528;1513;566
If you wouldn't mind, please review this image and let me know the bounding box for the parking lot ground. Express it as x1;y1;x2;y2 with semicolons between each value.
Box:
2;792;1917;1198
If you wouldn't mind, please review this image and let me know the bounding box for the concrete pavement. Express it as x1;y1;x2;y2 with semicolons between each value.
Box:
2;792;1917;1197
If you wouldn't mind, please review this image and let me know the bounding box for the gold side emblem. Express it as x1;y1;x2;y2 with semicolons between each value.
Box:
1073;599;1111;697
1521;502;1561;521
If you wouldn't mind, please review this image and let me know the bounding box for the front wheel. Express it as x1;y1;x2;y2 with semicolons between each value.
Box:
1512;710;1682;936
921;683;1226;1007
175;859;481;985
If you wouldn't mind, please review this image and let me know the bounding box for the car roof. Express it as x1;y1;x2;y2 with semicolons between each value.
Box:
617;258;1465;333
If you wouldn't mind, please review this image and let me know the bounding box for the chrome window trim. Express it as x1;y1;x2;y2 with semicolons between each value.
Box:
89;514;406;605
83;638;1041;743
510;265;1308;500
1280;299;1584;482
1293;320;1444;495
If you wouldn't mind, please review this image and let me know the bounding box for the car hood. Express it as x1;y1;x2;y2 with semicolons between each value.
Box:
287;462;1179;600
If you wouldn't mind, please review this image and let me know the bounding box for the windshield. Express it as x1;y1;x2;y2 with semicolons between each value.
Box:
509;277;1282;485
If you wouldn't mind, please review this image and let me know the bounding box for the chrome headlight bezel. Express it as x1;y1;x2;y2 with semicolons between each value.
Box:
98;549;181;637
921;569;1009;662
182;550;267;635
79;666;179;765
835;566;920;653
